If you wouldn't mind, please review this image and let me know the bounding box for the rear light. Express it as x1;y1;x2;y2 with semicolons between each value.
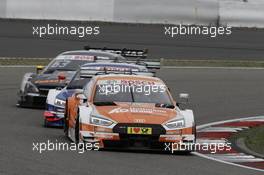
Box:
58;73;66;81
44;111;55;117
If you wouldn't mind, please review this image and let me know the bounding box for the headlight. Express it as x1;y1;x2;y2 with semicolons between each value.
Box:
54;98;66;107
90;115;113;126
26;82;39;93
165;119;185;129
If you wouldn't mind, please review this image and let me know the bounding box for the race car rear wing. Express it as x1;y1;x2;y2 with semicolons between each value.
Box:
124;58;160;72
79;68;155;77
84;46;161;71
84;46;147;58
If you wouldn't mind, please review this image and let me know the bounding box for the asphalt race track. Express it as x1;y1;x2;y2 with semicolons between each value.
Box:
0;19;264;60
0;67;263;175
0;19;264;175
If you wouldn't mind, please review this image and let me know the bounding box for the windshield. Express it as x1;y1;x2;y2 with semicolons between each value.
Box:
93;83;173;105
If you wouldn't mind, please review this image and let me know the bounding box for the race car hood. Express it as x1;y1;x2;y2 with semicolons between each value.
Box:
93;102;177;124
32;70;76;88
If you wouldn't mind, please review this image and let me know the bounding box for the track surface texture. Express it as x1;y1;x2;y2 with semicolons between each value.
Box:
0;19;264;60
0;67;263;175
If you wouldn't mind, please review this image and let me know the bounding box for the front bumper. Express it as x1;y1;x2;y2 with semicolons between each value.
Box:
17;93;47;108
79;123;195;151
44;104;65;127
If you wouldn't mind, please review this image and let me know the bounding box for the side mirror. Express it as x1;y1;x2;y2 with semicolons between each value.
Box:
75;92;87;104
36;65;44;74
76;93;86;100
176;93;189;109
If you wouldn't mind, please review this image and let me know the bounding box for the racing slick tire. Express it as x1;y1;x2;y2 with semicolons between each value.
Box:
16;96;26;108
181;123;196;154
75;111;86;150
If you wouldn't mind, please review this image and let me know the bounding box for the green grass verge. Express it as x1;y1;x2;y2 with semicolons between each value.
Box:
231;125;264;155
1;57;264;68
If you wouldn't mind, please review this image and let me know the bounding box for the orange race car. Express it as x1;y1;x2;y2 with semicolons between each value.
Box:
64;74;196;151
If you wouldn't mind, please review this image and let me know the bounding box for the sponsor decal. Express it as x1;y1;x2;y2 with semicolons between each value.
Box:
57;55;95;61
120;80;156;86
127;127;152;135
35;79;60;84
91;66;138;72
109;107;167;114
73;55;94;61
97;79;162;86
134;119;146;123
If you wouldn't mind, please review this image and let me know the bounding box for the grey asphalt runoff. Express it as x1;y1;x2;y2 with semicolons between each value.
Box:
0;67;263;175
0;19;264;60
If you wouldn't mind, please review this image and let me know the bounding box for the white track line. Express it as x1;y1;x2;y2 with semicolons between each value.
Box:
245;118;264;122
196;138;227;144
209;154;264;163
199;127;246;132
197;116;264;130
194;116;264;172
192;152;264;172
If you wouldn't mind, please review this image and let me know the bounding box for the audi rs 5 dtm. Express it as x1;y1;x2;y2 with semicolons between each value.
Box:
64;74;196;151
